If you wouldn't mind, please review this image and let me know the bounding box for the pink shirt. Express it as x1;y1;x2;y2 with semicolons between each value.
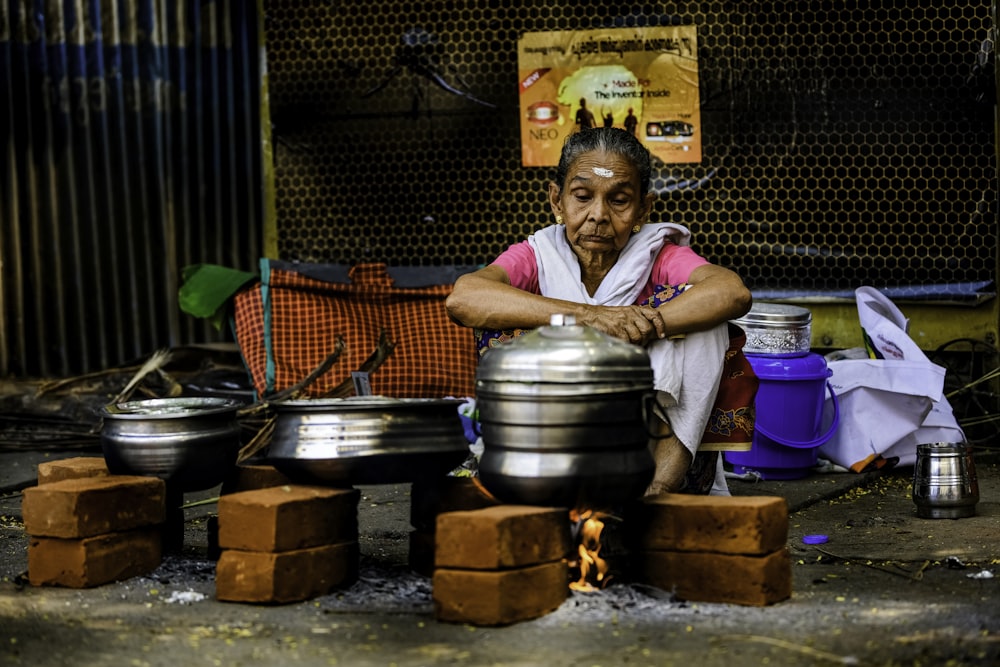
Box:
492;239;709;303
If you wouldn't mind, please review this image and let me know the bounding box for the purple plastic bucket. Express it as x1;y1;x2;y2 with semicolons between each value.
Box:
725;352;839;480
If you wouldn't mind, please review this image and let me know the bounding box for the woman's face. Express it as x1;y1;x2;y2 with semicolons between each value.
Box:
549;149;652;257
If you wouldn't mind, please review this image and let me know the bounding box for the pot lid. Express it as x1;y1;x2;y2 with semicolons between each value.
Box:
747;351;831;379
476;314;654;384
734;302;812;327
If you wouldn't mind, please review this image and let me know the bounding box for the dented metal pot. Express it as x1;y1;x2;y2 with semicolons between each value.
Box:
475;314;656;509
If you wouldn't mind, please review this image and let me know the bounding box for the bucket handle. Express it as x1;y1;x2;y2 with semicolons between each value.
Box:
753;381;840;449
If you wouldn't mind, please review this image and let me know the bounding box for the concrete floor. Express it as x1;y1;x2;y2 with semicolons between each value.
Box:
1;447;998;667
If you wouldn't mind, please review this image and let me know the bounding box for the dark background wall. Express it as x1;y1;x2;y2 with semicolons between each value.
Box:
1;0;996;377
266;0;997;298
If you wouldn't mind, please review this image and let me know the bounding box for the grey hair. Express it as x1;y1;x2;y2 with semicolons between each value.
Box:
552;127;652;197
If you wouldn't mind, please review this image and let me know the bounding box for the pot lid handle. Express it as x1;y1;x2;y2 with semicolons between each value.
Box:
550;313;576;326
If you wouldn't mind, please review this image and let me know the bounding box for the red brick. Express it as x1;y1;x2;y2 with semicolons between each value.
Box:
22;476;166;539
215;541;358;604
220;464;292;495
28;527;162;588
36;457;110;485
435;506;572;570
629;494;788;555
410;477;499;532
638;548;792;606
217;485;359;552
433;561;569;625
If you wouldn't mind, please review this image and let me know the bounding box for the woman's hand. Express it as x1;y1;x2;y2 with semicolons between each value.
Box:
581;304;667;346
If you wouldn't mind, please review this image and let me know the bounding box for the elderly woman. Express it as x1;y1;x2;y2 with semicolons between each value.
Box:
446;127;753;495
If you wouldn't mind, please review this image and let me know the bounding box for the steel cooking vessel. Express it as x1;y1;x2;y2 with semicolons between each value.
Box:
267;397;470;485
475;314;656;509
100;397;244;492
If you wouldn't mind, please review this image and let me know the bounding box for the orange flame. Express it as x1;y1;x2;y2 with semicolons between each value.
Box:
568;509;611;592
471;476;501;503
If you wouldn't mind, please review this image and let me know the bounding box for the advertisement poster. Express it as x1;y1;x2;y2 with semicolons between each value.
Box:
518;26;701;167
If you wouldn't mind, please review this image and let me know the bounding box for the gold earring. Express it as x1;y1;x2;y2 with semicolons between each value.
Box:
556;216;563;225
632;224;642;233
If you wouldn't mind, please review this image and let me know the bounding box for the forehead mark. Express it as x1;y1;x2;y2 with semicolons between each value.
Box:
592;166;615;178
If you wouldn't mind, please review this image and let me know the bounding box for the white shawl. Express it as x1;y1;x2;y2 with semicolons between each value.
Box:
528;223;728;456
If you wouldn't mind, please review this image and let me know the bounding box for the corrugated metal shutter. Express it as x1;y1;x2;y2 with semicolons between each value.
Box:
0;0;265;377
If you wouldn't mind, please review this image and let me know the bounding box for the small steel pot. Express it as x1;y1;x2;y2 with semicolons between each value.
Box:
912;442;979;519
267;397;470;485
475;314;656;509
100;397;244;492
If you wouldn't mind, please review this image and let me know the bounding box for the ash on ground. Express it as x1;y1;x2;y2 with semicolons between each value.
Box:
538;583;684;625
117;552;689;620
146;555;218;586
319;565;434;614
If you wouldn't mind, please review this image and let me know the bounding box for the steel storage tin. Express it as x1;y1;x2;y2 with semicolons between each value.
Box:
733;303;813;357
474;314;656;509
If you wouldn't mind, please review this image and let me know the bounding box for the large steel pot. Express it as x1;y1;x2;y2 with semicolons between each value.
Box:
267;397;470;486
101;397;244;492
475;314;656;509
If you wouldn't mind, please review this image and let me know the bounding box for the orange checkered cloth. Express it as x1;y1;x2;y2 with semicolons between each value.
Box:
233;261;479;399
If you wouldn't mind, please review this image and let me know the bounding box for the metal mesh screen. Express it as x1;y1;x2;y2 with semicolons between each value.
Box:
264;1;996;295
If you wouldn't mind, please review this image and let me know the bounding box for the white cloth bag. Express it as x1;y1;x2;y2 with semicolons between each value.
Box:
818;359;945;470
817;287;965;471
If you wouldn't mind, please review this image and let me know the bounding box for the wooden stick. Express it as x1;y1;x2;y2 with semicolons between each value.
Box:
237;416;276;464
322;329;396;398
107;349;173;406
264;336;348;402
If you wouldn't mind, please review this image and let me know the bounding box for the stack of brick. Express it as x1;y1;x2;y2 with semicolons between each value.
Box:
629;494;792;606
205;463;294;559
215;485;360;604
432;505;572;626
23;469;166;588
408;476;499;576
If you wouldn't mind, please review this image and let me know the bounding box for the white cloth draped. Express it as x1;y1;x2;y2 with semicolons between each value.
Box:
528;223;728;457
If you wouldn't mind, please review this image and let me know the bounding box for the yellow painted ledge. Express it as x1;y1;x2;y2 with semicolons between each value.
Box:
755;298;999;352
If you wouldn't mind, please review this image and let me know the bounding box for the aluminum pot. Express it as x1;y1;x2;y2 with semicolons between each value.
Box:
101;397;244;492
267;397;470;486
475;314;656;509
